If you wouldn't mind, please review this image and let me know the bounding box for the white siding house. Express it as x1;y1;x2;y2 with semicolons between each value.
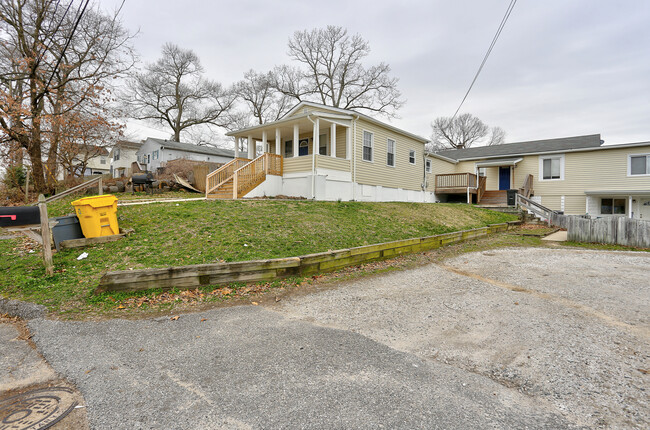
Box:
109;140;142;178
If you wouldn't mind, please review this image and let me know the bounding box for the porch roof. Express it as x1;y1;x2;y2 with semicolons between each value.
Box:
585;190;650;196
225;111;353;141
475;157;523;167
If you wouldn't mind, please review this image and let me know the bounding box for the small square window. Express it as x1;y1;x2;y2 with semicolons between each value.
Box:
630;155;649;175
409;150;416;165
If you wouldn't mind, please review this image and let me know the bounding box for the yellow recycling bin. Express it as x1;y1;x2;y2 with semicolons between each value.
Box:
71;195;119;238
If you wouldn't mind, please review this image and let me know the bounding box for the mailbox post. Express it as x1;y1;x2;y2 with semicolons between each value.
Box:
38;195;54;275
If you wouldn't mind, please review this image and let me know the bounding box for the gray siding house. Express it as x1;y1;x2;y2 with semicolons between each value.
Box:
136;138;235;172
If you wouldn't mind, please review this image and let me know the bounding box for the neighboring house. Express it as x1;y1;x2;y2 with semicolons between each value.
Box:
56;146;110;180
136;138;235;172
216;101;432;202
427;134;650;220
109;140;142;178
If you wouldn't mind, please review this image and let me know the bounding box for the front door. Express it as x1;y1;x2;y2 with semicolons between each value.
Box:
640;199;650;220
299;139;309;156
499;167;511;190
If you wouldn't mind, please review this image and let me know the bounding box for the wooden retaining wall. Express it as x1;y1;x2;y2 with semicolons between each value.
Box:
565;216;650;249
95;221;520;294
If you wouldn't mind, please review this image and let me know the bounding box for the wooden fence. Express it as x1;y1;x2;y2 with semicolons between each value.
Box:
563;215;650;248
95;221;521;294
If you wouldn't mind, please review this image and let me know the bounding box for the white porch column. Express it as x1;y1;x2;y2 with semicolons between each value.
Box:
234;136;239;158
330;123;337;158
247;135;254;159
293;124;299;157
262;130;268;154
629;195;634;219
346;126;352;160
313;118;320;155
275;128;281;156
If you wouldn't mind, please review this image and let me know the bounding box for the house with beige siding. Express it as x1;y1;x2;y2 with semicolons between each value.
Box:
427;134;650;220
208;101;433;202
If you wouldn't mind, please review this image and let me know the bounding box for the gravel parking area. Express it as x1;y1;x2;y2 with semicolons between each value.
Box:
273;247;650;428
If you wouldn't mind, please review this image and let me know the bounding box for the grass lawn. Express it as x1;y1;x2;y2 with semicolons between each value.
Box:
1;194;517;315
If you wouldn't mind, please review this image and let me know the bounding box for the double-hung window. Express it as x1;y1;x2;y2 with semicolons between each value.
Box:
629;154;650;176
387;139;395;167
409;150;416;165
284;140;293;158
540;155;564;180
363;131;373;162
425;159;432;173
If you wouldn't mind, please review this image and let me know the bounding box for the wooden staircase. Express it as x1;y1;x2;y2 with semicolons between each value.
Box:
206;153;283;199
478;190;508;207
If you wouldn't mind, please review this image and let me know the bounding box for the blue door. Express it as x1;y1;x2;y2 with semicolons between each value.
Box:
499;167;511;190
299;139;309;156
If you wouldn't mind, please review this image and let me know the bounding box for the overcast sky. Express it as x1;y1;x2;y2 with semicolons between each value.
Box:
102;0;650;146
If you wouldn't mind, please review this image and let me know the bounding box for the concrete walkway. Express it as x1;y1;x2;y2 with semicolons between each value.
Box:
541;230;567;241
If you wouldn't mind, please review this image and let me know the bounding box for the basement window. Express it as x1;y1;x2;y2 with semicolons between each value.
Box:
601;198;626;215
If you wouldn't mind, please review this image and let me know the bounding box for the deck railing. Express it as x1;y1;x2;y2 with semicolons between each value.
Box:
232;153;283;198
206;158;249;195
435;173;477;190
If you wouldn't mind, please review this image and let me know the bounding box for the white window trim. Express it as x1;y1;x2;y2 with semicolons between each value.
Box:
425;158;432;173
386;138;396;168
538;154;565;181
627;153;650;177
409;149;416;165
362;130;373;163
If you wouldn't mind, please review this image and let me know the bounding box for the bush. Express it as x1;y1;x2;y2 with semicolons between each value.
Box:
2;165;26;189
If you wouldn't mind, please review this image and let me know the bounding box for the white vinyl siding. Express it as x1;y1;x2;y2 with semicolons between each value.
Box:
387;139;395;167
629;154;650;176
409;150;416;165
363;131;373;162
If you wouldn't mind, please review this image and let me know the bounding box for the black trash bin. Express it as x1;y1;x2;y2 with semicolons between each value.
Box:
506;189;517;206
52;215;84;251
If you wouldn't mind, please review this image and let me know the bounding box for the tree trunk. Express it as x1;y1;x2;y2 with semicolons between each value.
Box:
46;96;64;190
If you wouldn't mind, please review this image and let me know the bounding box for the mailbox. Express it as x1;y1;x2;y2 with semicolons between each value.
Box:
0;206;41;228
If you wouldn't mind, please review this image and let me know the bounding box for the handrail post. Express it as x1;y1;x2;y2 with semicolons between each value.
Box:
98;175;103;195
233;173;238;199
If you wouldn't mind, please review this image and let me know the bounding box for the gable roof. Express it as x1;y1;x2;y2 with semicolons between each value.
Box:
432;134;603;161
145;138;235;158
229;101;429;144
114;140;142;150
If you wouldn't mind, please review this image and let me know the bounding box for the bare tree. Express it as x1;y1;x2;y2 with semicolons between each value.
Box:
126;43;236;143
0;0;135;192
430;113;505;150
234;69;293;125
273;26;404;118
487;126;506;146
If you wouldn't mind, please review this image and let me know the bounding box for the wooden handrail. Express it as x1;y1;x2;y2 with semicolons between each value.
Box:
232;153;283;199
477;176;487;203
517;193;556;225
205;158;249;195
518;174;533;198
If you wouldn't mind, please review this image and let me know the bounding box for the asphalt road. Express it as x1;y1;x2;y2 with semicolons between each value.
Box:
27;247;649;429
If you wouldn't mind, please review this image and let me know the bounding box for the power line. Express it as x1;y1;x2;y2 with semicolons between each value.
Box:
451;0;518;120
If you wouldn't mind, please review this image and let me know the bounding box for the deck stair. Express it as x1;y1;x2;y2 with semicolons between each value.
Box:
206;153;283;199
477;190;508;207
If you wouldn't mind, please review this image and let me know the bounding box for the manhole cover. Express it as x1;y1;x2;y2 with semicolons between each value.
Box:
0;387;77;430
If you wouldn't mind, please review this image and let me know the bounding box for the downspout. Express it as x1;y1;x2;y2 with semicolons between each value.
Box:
307;114;316;199
352;115;359;201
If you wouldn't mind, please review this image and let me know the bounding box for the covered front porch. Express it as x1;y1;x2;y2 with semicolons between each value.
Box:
585;191;650;220
434;158;531;206
227;109;354;175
